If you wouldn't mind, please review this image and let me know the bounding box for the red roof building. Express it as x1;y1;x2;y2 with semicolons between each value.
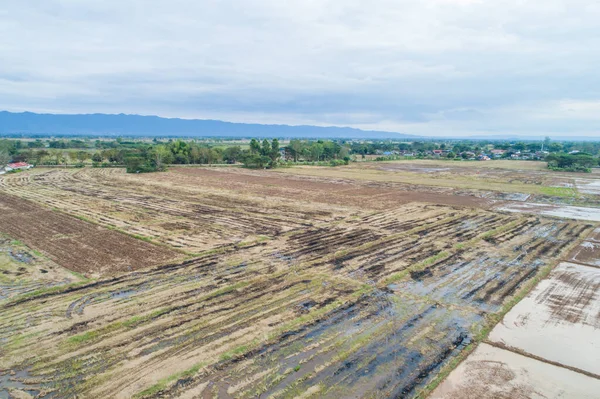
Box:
7;162;32;169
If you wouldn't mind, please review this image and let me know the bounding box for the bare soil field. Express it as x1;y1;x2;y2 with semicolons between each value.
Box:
0;192;181;276
0;164;597;399
0;234;82;301
569;239;600;267
166;167;493;210
274;160;600;206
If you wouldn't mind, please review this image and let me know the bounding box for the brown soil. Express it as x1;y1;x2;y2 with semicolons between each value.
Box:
0;192;180;275
167;167;493;210
568;241;600;267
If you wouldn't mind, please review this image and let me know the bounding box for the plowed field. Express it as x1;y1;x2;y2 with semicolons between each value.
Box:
0;166;595;399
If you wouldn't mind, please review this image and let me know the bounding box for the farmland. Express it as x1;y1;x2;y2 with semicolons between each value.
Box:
0;161;598;399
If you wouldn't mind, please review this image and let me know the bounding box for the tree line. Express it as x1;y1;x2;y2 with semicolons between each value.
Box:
546;153;597;173
2;137;600;174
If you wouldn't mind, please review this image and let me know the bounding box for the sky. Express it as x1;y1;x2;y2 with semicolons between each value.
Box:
1;0;599;138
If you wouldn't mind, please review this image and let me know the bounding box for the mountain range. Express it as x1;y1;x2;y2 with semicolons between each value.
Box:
0;111;414;139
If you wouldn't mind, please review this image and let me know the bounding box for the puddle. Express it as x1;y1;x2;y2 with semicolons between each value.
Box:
497;203;600;222
110;289;137;300
0;369;48;399
487;192;531;202
576;179;600;195
8;250;35;264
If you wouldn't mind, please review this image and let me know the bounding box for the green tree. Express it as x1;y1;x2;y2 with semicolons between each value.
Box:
261;139;271;156
288;140;303;162
513;142;527;151
0;149;10;167
68;152;78;165
250;139;261;154
309;143;324;161
548;142;563;152
223;146;242;164
34;149;49;164
152;145;172;170
269;139;280;166
243;154;270;169
76;151;89;164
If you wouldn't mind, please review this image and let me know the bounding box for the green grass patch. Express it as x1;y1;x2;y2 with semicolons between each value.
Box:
132;234;154;243
73;214;95;224
479;221;519;241
67;306;177;346
8;280;89;304
539;186;578;198
5;331;42;350
67;330;100;344
220;344;251;361
68;270;90;282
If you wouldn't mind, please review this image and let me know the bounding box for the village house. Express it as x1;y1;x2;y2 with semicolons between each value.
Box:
490;149;506;158
535;150;549;159
5;162;33;171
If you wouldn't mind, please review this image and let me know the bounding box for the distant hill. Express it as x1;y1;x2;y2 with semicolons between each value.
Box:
0;111;415;139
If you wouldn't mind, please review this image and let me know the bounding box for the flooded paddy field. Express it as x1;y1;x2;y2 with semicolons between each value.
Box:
431;343;600;399
588;227;600;243
569;239;600;267
0;165;597;398
496;202;600;222
488;261;600;375
436;226;600;398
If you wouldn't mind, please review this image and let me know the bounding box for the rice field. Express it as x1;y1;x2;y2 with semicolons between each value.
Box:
0;164;596;399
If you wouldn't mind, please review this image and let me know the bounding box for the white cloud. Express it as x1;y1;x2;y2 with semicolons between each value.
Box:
555;100;600;119
1;0;600;137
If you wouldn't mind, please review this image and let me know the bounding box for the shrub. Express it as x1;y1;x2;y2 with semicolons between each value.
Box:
546;153;596;173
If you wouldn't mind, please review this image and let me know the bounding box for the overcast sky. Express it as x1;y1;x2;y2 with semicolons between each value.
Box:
1;0;599;137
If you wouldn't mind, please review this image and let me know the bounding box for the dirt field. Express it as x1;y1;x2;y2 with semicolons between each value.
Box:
0;192;181;277
0;234;82;301
0;164;597;399
274;160;600;206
